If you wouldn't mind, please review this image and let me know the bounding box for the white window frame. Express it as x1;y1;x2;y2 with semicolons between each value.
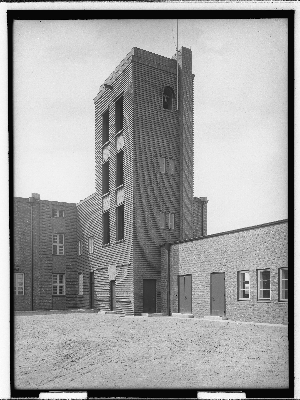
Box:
238;271;250;300
78;240;82;256
78;273;83;296
53;209;65;218
168;213;175;230
14;273;24;295
52;234;64;255
257;269;271;300
52;274;65;295
279;268;288;301
88;237;94;254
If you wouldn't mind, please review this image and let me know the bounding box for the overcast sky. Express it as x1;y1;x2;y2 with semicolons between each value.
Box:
13;18;288;235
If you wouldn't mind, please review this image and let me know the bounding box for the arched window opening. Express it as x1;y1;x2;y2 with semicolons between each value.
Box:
162;86;174;111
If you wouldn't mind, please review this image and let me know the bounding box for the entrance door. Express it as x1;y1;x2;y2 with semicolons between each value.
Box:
178;275;192;314
211;272;225;316
143;279;156;313
90;272;94;309
110;280;116;311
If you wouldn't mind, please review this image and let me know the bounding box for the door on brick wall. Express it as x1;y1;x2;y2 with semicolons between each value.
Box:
110;280;116;311
178;275;192;314
143;279;156;313
90;272;94;309
211;272;225;316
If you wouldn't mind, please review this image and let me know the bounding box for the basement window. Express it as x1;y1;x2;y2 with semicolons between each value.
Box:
116;204;124;241
14;273;24;295
102;110;109;144
52;234;64;255
279;268;288;301
238;271;250;300
103;211;110;245
52;274;65;295
162;86;174;110
257;269;270;300
52;209;65;218
115;96;123;133
116;149;124;187
102;161;109;195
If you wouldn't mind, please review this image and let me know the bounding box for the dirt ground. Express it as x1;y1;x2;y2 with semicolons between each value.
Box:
14;312;289;390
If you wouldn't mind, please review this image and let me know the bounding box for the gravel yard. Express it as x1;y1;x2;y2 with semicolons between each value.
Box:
14;312;289;390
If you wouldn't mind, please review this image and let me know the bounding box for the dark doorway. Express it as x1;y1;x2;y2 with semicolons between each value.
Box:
211;272;226;316
143;279;156;313
110;280;116;311
178;275;192;314
90;271;94;309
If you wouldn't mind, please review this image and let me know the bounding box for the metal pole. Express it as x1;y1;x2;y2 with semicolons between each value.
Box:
30;200;34;311
176;19;179;111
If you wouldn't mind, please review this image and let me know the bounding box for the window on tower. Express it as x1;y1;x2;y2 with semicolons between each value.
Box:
115;96;123;133
162;86;174;110
102;161;109;195
116;150;124;187
116;204;124;241
103;211;110;245
102;110;109;144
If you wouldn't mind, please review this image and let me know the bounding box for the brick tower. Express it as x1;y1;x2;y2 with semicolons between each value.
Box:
77;47;206;315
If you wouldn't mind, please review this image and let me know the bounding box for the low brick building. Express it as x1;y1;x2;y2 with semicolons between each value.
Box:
161;219;288;324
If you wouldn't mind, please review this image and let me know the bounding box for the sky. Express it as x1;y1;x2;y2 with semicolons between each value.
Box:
13;18;288;235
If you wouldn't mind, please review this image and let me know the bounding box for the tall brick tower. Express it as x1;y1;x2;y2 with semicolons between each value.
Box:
77;47;206;315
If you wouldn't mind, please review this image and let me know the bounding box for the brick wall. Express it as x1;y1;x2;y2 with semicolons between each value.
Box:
162;220;288;324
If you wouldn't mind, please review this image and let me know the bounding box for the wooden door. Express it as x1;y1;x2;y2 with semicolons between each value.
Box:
178;275;192;314
211;273;225;316
90;272;94;309
143;279;156;313
110;280;116;311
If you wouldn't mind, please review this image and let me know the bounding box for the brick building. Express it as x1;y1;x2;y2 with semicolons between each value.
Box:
13;46;288;323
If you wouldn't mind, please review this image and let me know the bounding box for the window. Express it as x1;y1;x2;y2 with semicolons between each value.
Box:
257;269;271;300
103;211;110;245
78;240;82;256
116;204;124;241
115;96;123;133
159;157;166;174
116;150;124;187
52;209;65;218
78;273;83;296
279;268;288;301
102;161;109;195
102;109;109;144
52;234;64;255
238;271;250;300
168;213;175;230
52;274;65;295
14;273;24;295
159;212;165;229
88;237;94;254
162;86;174;110
169;159;175;175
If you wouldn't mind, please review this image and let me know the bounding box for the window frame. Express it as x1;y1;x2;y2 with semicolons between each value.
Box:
159;212;166;229
116;149;124;187
279;268;288;302
52;234;65;256
102;109;109;145
168;212;175;230
88;237;94;254
52;273;66;296
159;157;166;174
102;160;110;195
169;158;175;175
116;204;125;241
52;209;65;218
78;273;83;296
103;211;110;246
115;95;124;134
78;240;82;256
162;86;175;111
14;273;24;295
237;270;250;300
257;269;271;301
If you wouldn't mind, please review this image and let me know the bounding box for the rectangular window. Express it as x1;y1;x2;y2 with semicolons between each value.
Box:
78;240;82;256
103;211;110;245
102;109;109;144
279;268;288;301
116;204;124;241
159;212;165;229
52;209;65;218
102;161;109;195
257;269;271;300
238;271;250;300
14;273;24;295
52;234;64;255
116;150;124;187
52;274;65;295
159;157;166;174
88;237;94;254
78;273;83;296
169;159;175;175
169;213;175;230
115;96;123;133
